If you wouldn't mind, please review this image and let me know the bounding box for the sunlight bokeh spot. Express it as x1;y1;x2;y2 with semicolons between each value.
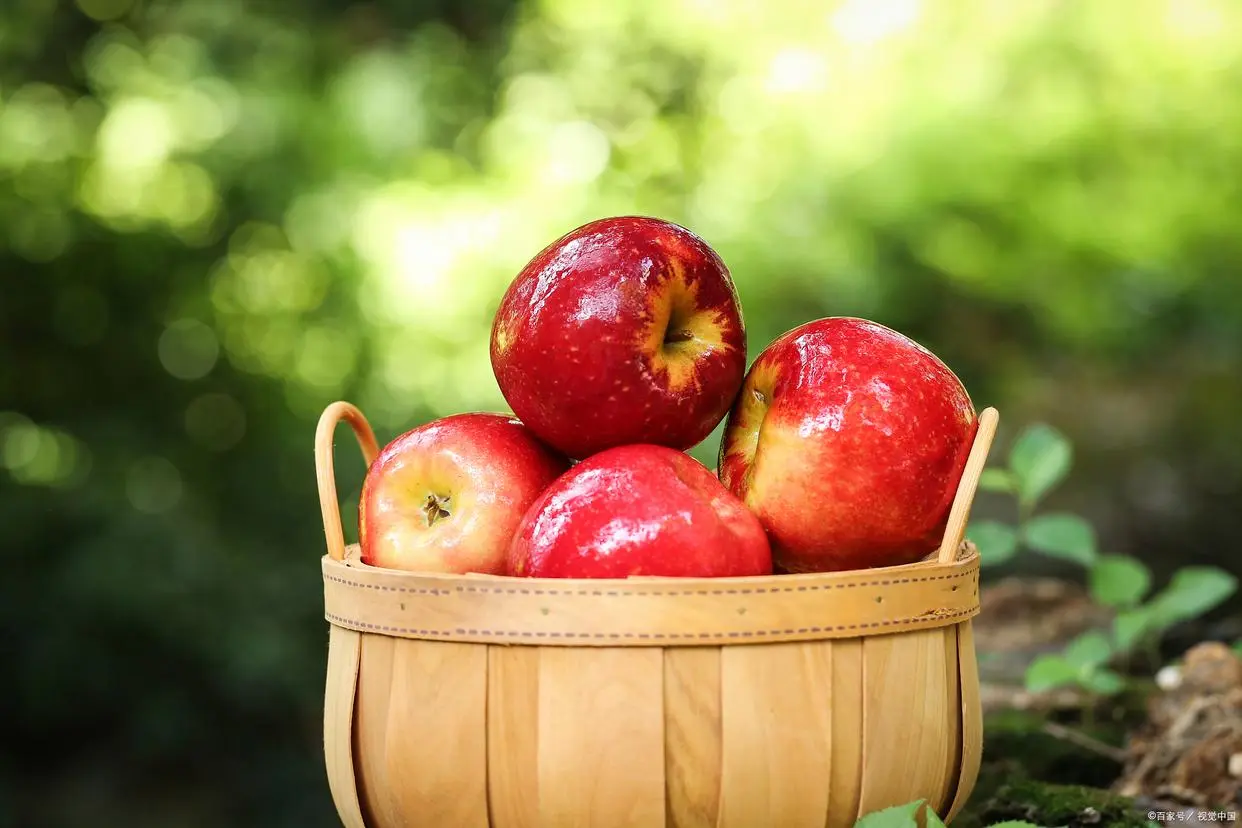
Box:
331;51;426;157
765;48;829;94
76;0;134;22
154;162;218;228
831;0;921;45
353;188;508;333
0;84;76;169
284;189;355;254
158;319;220;380
1;418;41;470
544;121;611;185
0;418;87;487
294;326;357;392
98;97;174;169
170;81;239;150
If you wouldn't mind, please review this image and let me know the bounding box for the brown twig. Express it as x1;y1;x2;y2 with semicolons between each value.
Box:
1041;720;1128;763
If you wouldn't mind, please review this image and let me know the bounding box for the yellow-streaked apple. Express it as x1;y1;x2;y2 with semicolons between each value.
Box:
359;413;570;573
718;317;978;573
490;216;747;460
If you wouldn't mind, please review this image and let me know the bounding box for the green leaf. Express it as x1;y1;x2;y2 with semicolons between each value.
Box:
979;467;1017;494
1113;609;1152;652
1025;653;1078;693
1082;667;1126;696
1063;630;1113;670
1008;423;1072;507
988;823;1047;828
969;520;1019;565
1089;554;1152;608
854;799;923;828
924;806;947;828
1022;513;1097;566
1147;567;1239;630
1233;640;1242;659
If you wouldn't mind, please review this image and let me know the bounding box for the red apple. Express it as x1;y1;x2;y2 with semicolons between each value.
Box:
490;216;747;460
506;444;772;578
359;413;570;573
718;317;978;573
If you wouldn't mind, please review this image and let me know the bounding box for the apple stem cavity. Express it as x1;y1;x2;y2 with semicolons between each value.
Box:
421;493;452;526
663;327;695;346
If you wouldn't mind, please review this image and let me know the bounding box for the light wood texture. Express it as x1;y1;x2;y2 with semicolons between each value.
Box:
938;407;1000;565
857;629;953;815
935;625;964;818
487;647;543;827
386;639;490;827
663;648;723;828
323;625;367;828
354;634;397;828
313;400;1000;828
536;648;667;827
315;401;379;562
322;550;980;646
717;642;833;828
946;622;984;822
826;638;864;826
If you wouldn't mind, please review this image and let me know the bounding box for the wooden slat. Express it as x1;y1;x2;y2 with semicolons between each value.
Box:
664;647;723;828
383;639;490;827
323;625;367;828
934;625;963;817
537;648;667;827
717;642;833;828
488;646;542;827
946;622;984;822
858;630;952;815
826;638;864;828
354;633;397;828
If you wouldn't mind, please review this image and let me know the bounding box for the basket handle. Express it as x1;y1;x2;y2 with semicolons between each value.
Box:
937;406;1000;565
315;401;381;562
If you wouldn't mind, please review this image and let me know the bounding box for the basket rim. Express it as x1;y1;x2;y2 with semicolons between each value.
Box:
325;540;979;589
320;542;981;645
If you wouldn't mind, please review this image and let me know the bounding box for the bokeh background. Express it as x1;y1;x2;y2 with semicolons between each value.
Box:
5;0;1242;825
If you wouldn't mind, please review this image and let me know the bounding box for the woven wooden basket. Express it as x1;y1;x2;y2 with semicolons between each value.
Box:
315;401;1000;828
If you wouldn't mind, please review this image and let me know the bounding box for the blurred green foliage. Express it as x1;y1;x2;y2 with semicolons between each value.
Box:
4;0;1242;824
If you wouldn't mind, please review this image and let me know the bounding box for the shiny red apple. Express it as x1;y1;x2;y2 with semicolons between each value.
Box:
359;413;570;574
718;317;978;573
506;444;772;579
490;216;747;460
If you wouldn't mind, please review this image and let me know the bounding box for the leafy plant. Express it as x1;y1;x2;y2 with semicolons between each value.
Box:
854;799;1042;828
969;424;1238;697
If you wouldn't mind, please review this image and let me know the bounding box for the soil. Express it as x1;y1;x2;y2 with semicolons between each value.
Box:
1114;642;1242;812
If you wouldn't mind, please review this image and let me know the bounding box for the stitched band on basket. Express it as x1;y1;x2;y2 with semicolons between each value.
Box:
324;606;978;640
323;568;975;597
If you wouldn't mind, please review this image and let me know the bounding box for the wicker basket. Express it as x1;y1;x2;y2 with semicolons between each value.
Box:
315;401;1000;828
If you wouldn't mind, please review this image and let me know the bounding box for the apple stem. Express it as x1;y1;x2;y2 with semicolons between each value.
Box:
663;328;695;345
422;493;452;526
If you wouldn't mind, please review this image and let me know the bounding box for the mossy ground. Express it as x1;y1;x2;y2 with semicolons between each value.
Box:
954;709;1143;828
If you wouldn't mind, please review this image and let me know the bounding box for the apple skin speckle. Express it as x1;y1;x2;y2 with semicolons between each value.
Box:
717;316;977;573
359;413;571;574
506;444;772;578
489;216;747;460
